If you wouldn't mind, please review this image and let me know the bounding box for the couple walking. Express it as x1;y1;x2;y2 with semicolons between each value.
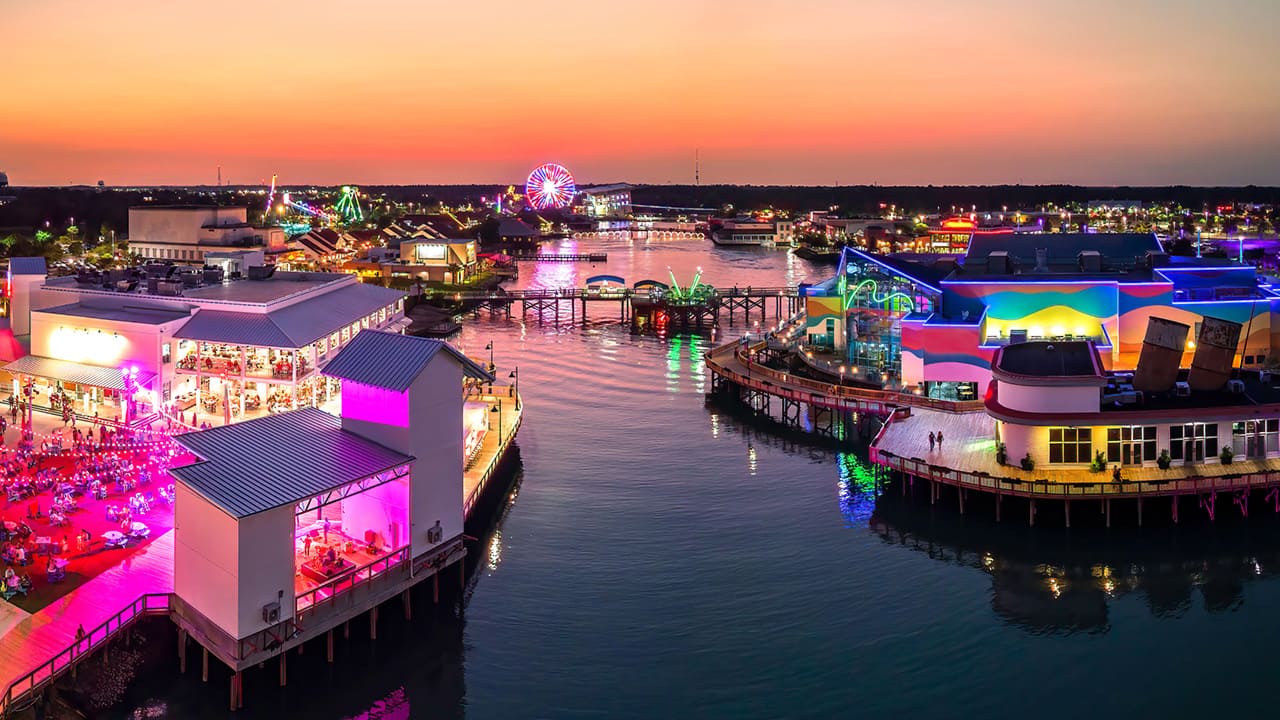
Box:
928;430;944;451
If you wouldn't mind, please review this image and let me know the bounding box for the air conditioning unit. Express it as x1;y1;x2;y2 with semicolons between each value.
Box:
426;521;443;544
1261;370;1272;385
262;601;280;624
1174;381;1191;397
1227;379;1246;394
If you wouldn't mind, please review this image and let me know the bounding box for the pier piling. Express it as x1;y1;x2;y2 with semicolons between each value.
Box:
327;630;334;664
1065;500;1071;528
202;647;208;683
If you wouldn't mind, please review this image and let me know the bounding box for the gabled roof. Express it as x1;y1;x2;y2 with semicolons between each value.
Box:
964;232;1160;264
4;355;155;391
322;330;493;392
171;407;413;519
9;257;46;276
173;282;404;348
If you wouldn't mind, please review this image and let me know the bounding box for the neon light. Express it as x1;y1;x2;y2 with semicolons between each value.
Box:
335;186;364;223
525;163;576;210
841;248;942;293
841;278;915;312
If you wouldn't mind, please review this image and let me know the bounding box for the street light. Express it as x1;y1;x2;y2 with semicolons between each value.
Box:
508;368;520;409
490;398;503;441
484;341;494;373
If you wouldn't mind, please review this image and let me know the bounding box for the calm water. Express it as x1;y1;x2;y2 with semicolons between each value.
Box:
117;239;1280;719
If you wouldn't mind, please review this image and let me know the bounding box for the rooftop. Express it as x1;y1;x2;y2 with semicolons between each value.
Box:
180;272;345;304
322;330;493;392
964;232;1160;264
170;407;413;519
8;257;46;276
996;341;1101;378
38;303;190;326
173;282;404;348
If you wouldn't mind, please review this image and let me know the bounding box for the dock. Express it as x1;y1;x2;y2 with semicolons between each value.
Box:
512;252;607;262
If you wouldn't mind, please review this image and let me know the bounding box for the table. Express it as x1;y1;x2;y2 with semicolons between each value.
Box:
300;557;353;583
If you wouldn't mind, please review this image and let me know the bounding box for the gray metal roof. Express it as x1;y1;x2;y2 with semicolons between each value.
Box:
39;303;191;326
9;257;47;276
3;355;156;391
173;282;405;348
170;407;413;519
322;330;493;392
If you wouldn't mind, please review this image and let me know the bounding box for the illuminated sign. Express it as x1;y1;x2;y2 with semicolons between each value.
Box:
414;244;447;261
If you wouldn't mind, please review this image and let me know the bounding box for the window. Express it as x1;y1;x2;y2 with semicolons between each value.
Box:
1048;427;1092;464
1107;426;1157;464
161;343;172;364
1233;419;1279;458
1170;423;1219;461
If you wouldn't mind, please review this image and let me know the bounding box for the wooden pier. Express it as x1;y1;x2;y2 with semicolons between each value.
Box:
0;388;524;716
511;252;608;263
429;286;803;326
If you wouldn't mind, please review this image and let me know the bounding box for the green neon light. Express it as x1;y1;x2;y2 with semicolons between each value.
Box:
842;279;914;312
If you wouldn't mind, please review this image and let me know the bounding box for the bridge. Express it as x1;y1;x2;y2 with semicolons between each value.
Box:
421;285;804;325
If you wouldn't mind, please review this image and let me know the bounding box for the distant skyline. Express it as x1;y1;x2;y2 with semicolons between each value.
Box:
3;0;1279;187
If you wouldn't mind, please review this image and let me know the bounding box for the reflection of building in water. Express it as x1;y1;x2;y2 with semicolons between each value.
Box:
868;499;1268;634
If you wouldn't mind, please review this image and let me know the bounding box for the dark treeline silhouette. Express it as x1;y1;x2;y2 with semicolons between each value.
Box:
2;185;1279;238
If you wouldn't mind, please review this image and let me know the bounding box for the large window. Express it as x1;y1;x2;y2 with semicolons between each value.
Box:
1107;426;1157;465
1049;427;1092;464
1233;419;1279;458
1170;423;1219;461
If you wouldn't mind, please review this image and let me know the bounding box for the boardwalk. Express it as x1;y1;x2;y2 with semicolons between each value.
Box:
0;531;173;707
464;390;522;517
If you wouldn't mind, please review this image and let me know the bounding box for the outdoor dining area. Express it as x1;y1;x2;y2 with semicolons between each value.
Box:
0;418;178;609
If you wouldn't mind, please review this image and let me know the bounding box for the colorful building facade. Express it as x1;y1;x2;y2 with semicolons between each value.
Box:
803;233;1279;400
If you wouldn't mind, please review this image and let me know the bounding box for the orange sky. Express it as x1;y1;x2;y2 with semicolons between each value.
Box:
3;0;1278;186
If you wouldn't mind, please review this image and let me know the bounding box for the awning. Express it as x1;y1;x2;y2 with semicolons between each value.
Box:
2;355;156;391
388;316;413;332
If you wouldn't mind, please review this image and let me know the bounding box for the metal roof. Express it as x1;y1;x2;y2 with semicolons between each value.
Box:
4;355;156;391
322;330;493;392
174;282;405;348
170;407;413;519
9;258;46;276
39;303;191;326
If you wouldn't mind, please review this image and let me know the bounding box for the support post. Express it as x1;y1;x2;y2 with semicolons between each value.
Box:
958;488;965;515
1172;494;1179;523
344;620;350;639
1029;498;1036;527
279;648;287;687
995;493;1002;522
1105;498;1111;528
403;589;412;620
1137;496;1143;527
370;605;378;639
433;573;439;603
178;628;187;673
202;647;209;683
327;630;334;664
1065;500;1071;528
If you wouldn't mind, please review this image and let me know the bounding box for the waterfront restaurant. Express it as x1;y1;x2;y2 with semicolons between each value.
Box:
1;261;409;425
802;233;1280;401
168;330;492;676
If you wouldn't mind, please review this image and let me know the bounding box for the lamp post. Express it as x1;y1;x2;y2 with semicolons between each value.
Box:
484;341;494;374
508;367;520;409
490;398;503;441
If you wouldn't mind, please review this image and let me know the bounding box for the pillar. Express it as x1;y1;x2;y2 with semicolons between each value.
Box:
1065;500;1071;528
202;647;209;683
327;630;334;664
1029;498;1036;527
279;648;287;687
343;621;350;640
958;488;965;515
178;628;187;673
402;589;412;620
1172;494;1179;523
370;605;378;639
1137;496;1143;527
1105;499;1111;528
995;494;1002;523
433;573;439;603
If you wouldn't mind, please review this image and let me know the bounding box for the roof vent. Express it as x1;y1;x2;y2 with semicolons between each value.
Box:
1034;248;1049;273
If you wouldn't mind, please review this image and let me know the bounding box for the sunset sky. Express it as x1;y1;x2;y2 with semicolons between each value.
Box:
3;0;1278;187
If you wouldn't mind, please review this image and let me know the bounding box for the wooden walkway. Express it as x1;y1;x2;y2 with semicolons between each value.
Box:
464;389;523;517
0;531;174;708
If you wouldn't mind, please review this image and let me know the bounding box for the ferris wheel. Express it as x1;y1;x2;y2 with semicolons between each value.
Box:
525;163;576;210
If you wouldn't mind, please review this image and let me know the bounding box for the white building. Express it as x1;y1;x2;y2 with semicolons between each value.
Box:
129;206;287;265
2;260;409;425
169;330;492;675
575;184;633;218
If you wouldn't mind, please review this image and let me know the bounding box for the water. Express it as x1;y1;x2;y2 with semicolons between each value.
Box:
117;239;1280;719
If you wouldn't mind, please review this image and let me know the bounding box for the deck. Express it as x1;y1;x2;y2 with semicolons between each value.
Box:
464;388;523;517
0;531;173;710
872;407;1280;500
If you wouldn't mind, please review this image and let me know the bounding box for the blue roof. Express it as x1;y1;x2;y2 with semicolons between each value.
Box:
170;407;412;518
174;282;404;348
322;330;493;392
9;257;46;276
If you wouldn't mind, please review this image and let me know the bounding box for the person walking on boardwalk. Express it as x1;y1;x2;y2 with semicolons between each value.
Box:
928;432;936;452
936;430;944;449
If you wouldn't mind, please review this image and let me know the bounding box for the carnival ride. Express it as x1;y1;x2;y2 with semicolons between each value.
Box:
334;186;364;223
659;267;716;305
839;277;915;312
525;163;576;210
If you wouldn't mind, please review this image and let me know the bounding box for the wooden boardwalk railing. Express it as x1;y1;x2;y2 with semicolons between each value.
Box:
1;593;171;715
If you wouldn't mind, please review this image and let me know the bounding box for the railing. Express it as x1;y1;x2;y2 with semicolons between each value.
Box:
295;546;410;625
875;452;1280;500
1;593;170;714
424;286;801;302
463;393;523;518
705;338;984;415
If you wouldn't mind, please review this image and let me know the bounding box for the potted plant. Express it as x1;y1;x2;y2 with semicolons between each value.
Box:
1090;451;1107;473
1157;450;1172;470
995;442;1007;465
1221;446;1234;465
1020;453;1035;472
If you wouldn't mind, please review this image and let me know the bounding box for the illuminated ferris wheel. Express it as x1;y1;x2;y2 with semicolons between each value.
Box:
525;163;576;210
